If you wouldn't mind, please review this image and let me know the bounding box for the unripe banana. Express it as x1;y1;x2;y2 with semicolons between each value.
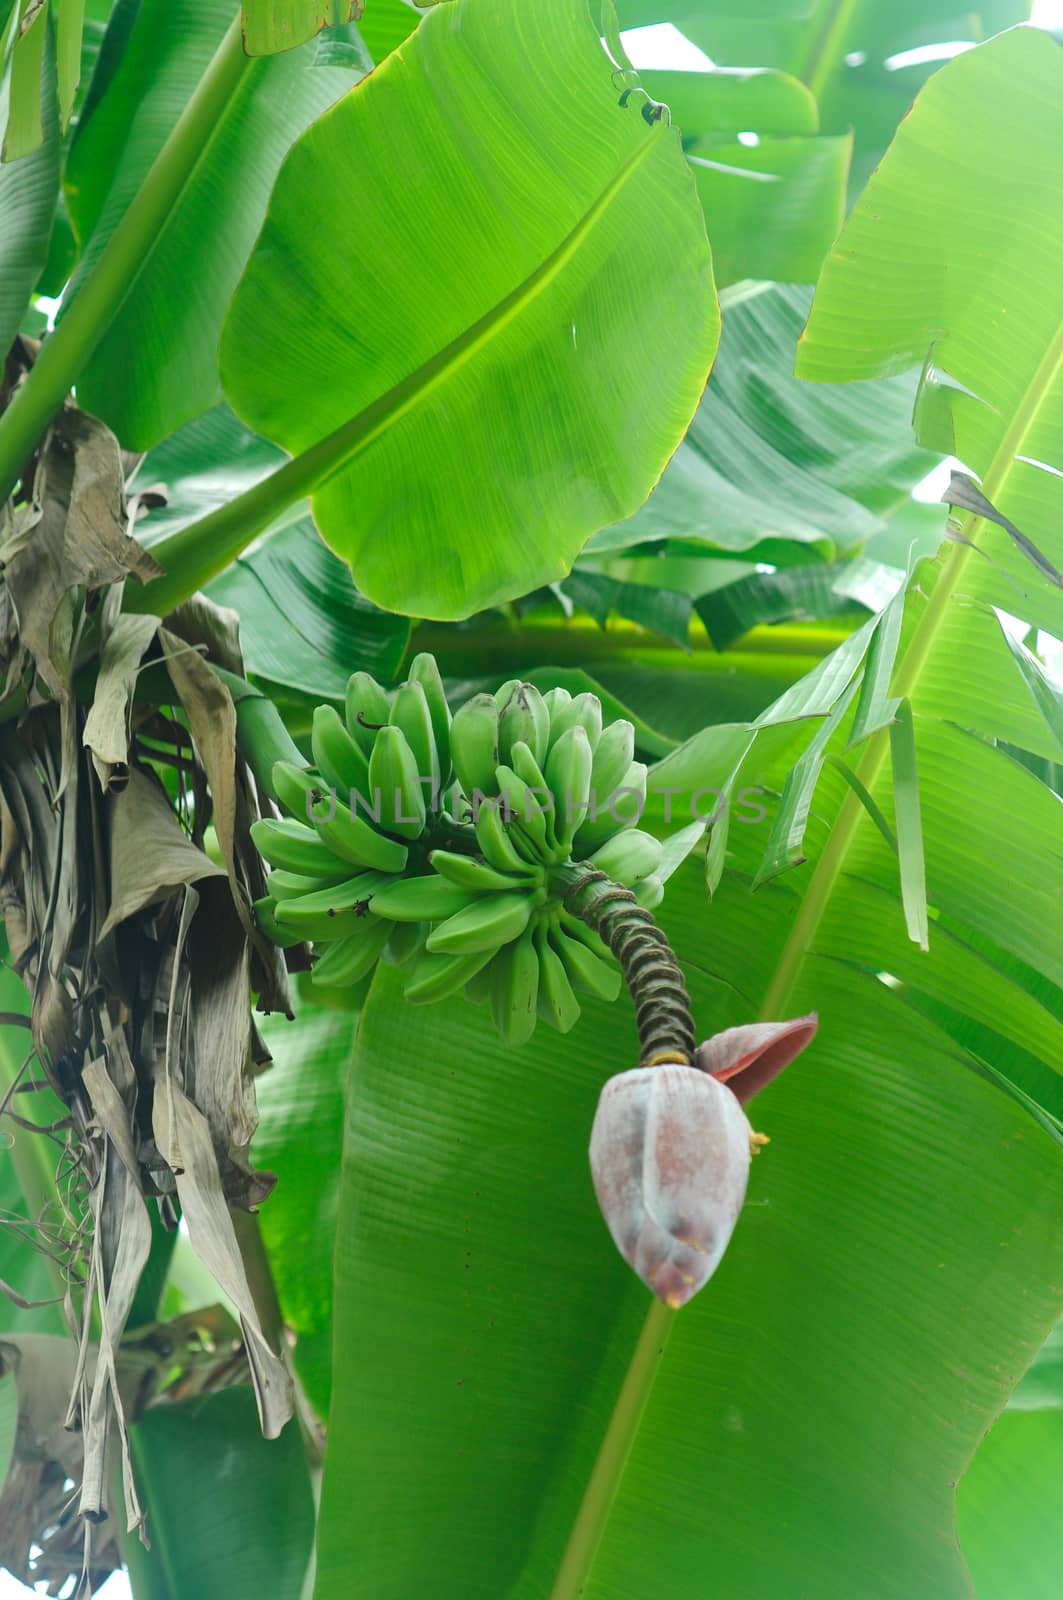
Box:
634;874;664;909
490;926;539;1046
275;871;388;928
510;740;560;852
590;719;635;802
590;829;663;885
404;947;495;1005
280;769;408;873
548;691;602;753
311;704;371;801
311;916;392;986
429;849;538;894
558;908;614;965
494;763;552;863
535;925;581;1033
268;869;341;902
494;678;522;710
474;798;535;876
390;681;440;801
251;819;350;881
253;896;309;949
463;960;495;1006
550;924;621;1002
345;671;391;756
383;920;427;969
369;725;426;840
426;890;535;955
369;875;479;922
407;653;452;787
272;760;329;823
542;686;571;726
545;724;593;852
573;760;648;855
499;683;549;768
450;694;500;801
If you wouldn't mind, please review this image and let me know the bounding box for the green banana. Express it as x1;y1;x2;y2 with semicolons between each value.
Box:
253;897;308;949
272;760;329;823
426;890;535;955
309;792;409;874
547;691;602;753
383;920;427;969
311;704;371;802
499;683;549;768
268;868;349;902
558;908;614;965
275;872;387;927
311;916;392;986
450;693;500;801
474;798;536;876
550;923;621;1002
369;875;479;922
368;725;426;840
590;718;635;803
573;760;648;854
345;671;391;755
494;678;522;710
510;740;560;851
634;874;664;909
489;926;539;1045
542;687;571;726
250;819;350;880
404;947;495;1005
535;925;581;1033
428;849;537;894
494;763;552;863
544;724;593;851
390;680;440;800
407;653;452;787
590;828;663;885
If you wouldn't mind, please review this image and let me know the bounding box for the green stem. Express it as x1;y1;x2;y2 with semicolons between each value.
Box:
0;13;250;503
212;668;305;802
556;864;695;1066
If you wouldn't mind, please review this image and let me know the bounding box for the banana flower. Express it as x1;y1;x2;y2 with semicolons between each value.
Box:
589;1015;818;1308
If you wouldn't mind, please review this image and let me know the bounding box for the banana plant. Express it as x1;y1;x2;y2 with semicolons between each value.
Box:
2;2;1063;1599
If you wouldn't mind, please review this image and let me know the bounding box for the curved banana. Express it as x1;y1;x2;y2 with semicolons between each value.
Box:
510;740;560;852
499;683;549;768
250;819;350;880
383;919;427;969
275;871;387;928
545;725;593;852
490;926;539;1046
311;916;392;986
450;693;500;801
407;653;452;788
311;704;371;802
369;725;426;840
345;671;391;756
404;947;495;1005
463;960;495;1006
369;875;479;922
548;691;602;753
535;924;581;1033
390;681;440;801
590;718;635;804
494;678;522;710
267;869;342;902
634;874;664;909
550;923;622;1002
573;760;648;855
253;896;308;949
590;828;663;885
494;762;552;863
272;759;329;823
474;798;535;876
426;890;535;955
428;849;537;894
307;790;409;874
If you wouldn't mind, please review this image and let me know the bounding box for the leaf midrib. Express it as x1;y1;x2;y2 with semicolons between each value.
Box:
545;303;1063;1600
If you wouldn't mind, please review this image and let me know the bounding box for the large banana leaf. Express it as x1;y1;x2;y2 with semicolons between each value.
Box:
60;0;362;447
219;0;717;620
797;26;1063;641
0;23;59;355
589;283;936;563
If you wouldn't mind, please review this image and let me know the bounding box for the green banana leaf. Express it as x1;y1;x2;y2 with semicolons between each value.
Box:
60;0;363;447
243;0;335;56
798;26;1063;644
219;0;717;620
589;283;936;563
0;21;59;355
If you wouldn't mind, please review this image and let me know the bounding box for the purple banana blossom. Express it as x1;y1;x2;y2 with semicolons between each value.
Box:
589;1014;818;1308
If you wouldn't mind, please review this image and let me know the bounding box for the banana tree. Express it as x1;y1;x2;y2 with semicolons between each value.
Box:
2;1;1063;1598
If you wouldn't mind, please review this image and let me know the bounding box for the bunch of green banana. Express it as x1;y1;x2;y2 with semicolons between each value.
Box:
251;660;701;1040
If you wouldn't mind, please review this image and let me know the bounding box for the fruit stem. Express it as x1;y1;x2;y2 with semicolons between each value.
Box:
556;864;695;1066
